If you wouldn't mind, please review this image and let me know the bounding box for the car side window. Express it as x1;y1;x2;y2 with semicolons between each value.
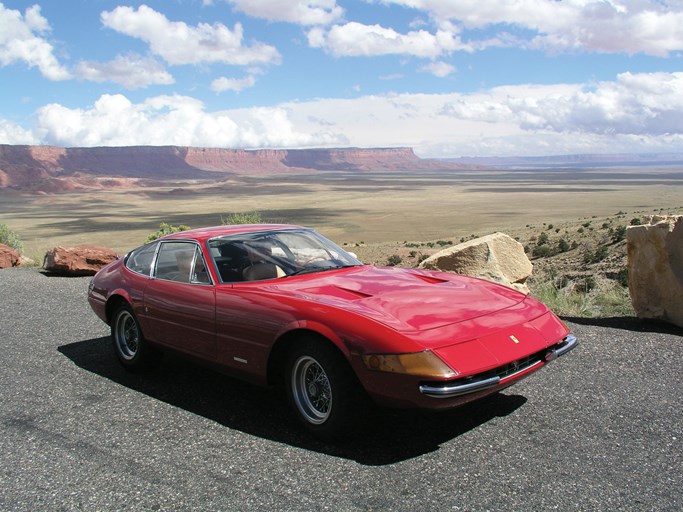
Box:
125;242;158;277
154;242;211;284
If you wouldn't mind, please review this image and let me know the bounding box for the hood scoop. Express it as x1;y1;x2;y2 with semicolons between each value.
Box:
300;285;373;301
410;272;450;285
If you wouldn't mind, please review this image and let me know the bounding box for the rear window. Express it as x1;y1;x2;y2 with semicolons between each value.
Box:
125;243;158;276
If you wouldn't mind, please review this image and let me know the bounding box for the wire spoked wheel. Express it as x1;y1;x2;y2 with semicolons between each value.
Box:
284;337;369;439
110;304;160;371
113;308;140;361
291;355;333;425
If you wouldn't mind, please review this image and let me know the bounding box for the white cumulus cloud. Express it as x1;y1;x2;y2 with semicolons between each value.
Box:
34;93;346;149
211;72;259;93
0;118;39;144
378;0;683;56
420;61;455;77
308;21;469;57
0;3;70;80
225;0;344;26
75;53;174;89
100;5;280;66
9;71;683;157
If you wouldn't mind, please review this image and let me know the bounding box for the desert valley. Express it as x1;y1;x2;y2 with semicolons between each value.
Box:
2;144;682;261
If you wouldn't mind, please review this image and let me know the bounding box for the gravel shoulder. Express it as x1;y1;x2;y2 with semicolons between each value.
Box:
1;268;681;511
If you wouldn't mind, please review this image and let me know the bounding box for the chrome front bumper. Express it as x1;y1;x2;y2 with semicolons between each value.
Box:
419;334;578;398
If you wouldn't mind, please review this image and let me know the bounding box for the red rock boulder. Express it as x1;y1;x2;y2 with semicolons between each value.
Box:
43;245;118;276
0;243;21;269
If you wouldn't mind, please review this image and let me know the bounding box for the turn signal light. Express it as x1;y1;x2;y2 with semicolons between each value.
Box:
362;351;458;378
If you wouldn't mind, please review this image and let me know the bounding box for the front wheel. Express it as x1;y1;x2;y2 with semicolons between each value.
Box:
284;338;368;439
111;304;160;371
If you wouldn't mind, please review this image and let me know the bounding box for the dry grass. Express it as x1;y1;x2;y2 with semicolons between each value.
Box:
531;278;634;318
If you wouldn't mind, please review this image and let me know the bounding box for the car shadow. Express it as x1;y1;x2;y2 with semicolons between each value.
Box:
563;315;683;335
58;336;527;465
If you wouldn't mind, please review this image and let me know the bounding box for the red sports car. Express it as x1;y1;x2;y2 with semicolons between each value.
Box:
88;224;577;438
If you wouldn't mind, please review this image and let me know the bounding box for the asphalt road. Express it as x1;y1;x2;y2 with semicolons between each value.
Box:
1;268;681;511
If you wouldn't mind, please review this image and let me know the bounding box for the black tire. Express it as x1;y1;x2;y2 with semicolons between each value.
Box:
111;304;160;371
284;337;368;440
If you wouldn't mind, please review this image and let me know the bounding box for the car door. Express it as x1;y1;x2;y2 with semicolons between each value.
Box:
143;241;216;358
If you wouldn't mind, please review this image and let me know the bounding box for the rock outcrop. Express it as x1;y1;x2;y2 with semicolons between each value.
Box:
43;245;118;276
419;233;533;293
627;215;683;328
0;244;20;269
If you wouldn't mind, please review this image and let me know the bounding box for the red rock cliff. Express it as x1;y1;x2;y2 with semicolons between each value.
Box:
0;144;469;192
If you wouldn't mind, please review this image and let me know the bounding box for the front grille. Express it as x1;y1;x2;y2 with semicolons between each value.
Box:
421;349;546;394
493;352;543;380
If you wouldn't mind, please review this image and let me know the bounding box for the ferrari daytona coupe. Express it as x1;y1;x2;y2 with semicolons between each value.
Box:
88;224;577;438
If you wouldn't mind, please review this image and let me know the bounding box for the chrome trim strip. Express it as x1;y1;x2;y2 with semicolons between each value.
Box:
545;334;578;362
419;376;501;398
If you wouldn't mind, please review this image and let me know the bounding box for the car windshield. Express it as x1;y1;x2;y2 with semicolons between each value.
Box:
207;228;363;282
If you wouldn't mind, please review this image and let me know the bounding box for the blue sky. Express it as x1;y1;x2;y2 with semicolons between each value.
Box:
1;0;682;157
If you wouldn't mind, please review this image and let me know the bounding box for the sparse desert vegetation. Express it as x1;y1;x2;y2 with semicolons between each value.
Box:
2;166;682;318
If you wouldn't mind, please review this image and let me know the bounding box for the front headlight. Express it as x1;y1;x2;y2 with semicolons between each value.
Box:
362;351;458;379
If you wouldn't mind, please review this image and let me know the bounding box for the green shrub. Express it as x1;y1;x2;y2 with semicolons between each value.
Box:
575;276;596;294
146;222;191;242
532;245;557;258
387;255;402;266
616;268;629;288
558;238;570;252
583;245;609;264
630;218;642;226
611;225;627;243
0;224;23;253
536;232;550;246
221;211;263;225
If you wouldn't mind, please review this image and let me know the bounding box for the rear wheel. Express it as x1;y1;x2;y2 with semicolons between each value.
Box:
111;304;160;371
284;337;367;439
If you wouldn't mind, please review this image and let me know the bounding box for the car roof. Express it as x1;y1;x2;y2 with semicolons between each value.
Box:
161;224;304;243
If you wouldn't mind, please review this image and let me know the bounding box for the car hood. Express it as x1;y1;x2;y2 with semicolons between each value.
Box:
271;266;527;332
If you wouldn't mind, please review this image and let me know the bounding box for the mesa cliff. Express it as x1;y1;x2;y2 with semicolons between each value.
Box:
0;145;468;193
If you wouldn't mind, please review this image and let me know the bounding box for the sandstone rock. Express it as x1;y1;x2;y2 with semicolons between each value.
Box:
419;232;533;293
627;215;683;328
43;245;118;276
0;244;20;269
